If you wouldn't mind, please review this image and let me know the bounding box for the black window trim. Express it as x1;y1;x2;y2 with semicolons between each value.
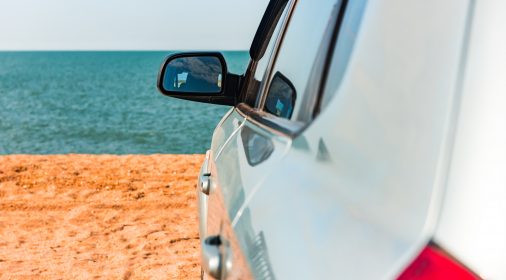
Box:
313;0;349;117
237;0;350;138
239;0;292;106
254;0;298;108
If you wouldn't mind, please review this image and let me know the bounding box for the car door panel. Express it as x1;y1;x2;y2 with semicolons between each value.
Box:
205;0;347;277
202;177;255;280
207;114;292;234
198;107;246;242
204;108;246;235
204;111;292;279
211;108;243;157
201;1;294;277
232;0;471;278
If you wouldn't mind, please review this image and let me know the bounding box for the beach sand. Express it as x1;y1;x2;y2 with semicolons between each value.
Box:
0;154;204;279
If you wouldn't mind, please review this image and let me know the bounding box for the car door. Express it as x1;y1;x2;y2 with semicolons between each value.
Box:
233;0;472;278
199;1;293;279
202;0;349;279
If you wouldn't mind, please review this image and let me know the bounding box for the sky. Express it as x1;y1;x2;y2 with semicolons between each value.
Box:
0;0;269;50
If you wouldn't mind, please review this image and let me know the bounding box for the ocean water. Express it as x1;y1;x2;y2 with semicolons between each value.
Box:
0;51;250;154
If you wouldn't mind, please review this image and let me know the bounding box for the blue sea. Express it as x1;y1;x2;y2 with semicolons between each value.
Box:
0;51;250;154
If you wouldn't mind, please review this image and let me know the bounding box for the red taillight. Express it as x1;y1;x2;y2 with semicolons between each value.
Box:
397;244;480;280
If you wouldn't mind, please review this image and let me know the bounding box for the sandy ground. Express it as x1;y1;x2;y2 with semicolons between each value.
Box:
0;154;204;280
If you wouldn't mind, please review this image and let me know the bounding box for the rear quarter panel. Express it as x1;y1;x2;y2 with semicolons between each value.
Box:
434;1;506;278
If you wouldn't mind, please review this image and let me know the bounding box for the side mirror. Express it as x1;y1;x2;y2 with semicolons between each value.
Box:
157;52;241;106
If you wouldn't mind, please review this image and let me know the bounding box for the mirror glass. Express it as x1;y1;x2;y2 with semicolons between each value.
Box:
162;56;223;94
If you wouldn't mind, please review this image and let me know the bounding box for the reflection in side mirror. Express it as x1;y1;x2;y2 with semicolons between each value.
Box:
160;54;224;94
157;52;242;106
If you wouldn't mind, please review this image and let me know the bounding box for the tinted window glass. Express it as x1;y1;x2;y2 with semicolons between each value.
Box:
264;72;296;119
261;0;340;123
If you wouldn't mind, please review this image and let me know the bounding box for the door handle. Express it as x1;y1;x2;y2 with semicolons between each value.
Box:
199;150;213;195
200;175;212;195
202;235;233;279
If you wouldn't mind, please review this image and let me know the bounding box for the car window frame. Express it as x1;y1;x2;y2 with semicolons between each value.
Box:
238;0;291;107
237;0;349;138
316;0;366;115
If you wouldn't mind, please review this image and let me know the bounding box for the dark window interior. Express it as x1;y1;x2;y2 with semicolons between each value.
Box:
264;72;296;119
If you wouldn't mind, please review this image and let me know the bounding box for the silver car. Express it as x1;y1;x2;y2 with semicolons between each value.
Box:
157;0;505;279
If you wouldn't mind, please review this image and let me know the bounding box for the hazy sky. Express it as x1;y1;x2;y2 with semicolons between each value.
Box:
0;0;268;50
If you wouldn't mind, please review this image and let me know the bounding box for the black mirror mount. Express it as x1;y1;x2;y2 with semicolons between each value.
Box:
157;52;242;106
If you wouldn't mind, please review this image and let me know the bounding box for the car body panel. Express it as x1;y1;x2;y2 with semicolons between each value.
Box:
208;111;292;234
204;109;245;237
198;108;245;238
434;1;506;278
211;108;244;161
204;111;292;280
190;0;506;278
231;0;472;278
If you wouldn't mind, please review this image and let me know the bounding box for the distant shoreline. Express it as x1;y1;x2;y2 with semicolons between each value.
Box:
0;49;248;52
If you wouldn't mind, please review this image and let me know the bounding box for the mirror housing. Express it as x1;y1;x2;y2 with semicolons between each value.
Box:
157;52;242;106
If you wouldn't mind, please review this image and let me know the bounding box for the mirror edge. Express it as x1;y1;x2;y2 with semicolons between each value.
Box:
157;52;241;106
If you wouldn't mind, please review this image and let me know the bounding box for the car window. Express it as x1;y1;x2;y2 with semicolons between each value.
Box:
319;0;367;112
242;4;290;106
264;72;296;119
259;0;342;125
253;7;288;82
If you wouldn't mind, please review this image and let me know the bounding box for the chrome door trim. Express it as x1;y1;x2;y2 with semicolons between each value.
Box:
237;103;304;138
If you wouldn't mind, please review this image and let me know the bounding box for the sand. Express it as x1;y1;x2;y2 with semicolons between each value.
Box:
0;154;204;280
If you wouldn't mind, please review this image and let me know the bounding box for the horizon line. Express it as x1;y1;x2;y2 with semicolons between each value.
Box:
0;49;249;52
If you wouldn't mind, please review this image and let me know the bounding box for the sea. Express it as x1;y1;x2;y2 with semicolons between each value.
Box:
0;51;250;154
